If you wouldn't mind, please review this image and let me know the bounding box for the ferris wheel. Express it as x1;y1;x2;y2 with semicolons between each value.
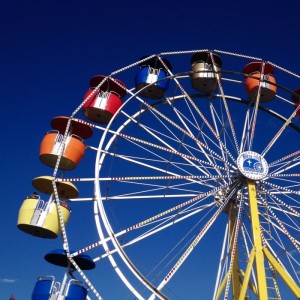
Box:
18;49;300;299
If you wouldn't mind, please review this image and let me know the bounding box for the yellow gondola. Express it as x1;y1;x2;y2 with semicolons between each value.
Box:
17;176;78;239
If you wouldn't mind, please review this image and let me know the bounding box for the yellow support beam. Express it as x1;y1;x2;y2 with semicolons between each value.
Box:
263;247;300;298
228;203;241;299
239;248;256;300
239;269;258;296
215;271;229;300
247;179;268;299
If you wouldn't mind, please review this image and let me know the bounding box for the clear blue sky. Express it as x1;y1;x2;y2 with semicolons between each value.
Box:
1;0;300;299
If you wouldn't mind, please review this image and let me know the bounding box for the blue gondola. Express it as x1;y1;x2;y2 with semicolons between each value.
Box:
32;276;58;300
65;280;88;300
32;276;88;300
135;56;172;99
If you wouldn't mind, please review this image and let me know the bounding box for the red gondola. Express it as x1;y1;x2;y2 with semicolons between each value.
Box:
83;75;126;124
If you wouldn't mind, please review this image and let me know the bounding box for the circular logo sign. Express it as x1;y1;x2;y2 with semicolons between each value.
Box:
237;151;268;180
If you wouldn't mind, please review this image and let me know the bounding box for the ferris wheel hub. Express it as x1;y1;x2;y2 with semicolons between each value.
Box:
237;151;269;180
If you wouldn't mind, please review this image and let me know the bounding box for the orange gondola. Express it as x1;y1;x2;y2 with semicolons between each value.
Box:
39;116;93;170
243;62;277;102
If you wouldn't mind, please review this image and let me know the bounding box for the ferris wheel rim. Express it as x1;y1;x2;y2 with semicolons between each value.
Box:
42;49;300;299
86;52;300;299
